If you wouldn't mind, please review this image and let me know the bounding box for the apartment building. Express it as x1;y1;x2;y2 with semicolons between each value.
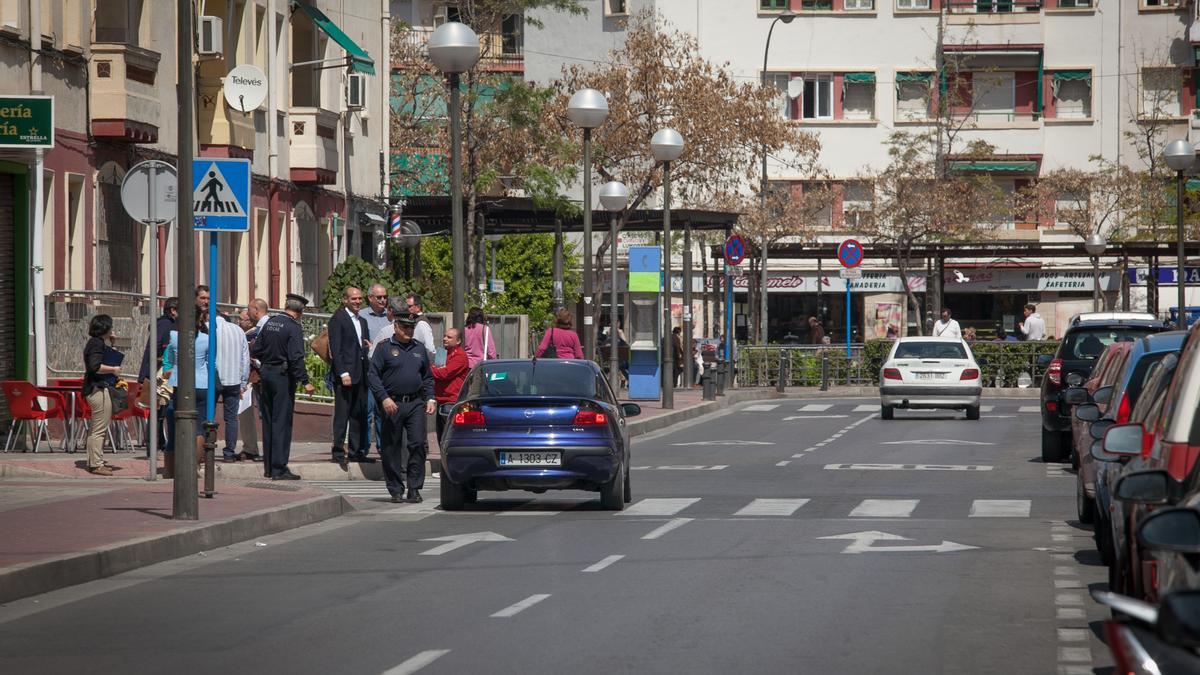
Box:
525;0;1198;340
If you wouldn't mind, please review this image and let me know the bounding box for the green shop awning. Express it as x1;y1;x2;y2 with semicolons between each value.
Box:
948;160;1039;173
292;1;375;75
1052;70;1091;83
896;72;933;83
843;72;875;83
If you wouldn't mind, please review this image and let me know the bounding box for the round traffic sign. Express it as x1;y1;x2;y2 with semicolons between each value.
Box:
120;160;178;225
725;234;746;266
837;238;864;269
223;65;268;113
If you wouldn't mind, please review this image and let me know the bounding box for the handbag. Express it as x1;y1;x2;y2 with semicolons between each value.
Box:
108;382;130;415
542;327;558;358
312;328;332;365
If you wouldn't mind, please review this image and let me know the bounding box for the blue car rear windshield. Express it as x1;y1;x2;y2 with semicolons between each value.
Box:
893;342;967;360
465;361;597;399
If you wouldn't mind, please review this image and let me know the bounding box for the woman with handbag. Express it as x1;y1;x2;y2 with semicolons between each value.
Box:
463;306;498;368
534;308;583;359
82;314;124;475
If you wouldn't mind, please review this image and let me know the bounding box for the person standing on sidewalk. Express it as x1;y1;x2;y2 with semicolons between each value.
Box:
328;287;372;467
369;314;435;503
213;315;250;463
405;293;437;362
358;284;391;458
432;328;469;444
252;294;315;480
247;298;269;338
808;317;825;345
463;307;497;368
933;309;962;340
82;314;123;476
236;308;261;461
1019;303;1047;341
535;309;584;359
138;297;178;453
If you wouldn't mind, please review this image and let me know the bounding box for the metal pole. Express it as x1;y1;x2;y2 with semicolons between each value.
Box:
682;223;693;389
147;168;159;481
661;161;674;409
1091;255;1100;312
450;72;465;330
174;0;198;520
583;128;594;360
1178;169;1188;327
759;16;783;347
845;282;852;359
609;213;620;393
206;233;218;498
553;217;563;309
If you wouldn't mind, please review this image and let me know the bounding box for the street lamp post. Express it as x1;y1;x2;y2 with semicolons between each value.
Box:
1164;139;1195;327
599;181;630;394
429;22;481;330
652;128;684;410
1084;232;1107;312
568;89;610;359
759;9;795;346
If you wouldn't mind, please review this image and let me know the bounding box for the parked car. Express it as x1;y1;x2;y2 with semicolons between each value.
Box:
437;359;640;511
1084;333;1188;564
1039;312;1165;462
879;337;981;420
1066;341;1132;522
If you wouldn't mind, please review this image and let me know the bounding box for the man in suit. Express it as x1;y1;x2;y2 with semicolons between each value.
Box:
328;286;373;466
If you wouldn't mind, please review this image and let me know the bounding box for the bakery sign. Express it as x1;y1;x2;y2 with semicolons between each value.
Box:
0;96;53;148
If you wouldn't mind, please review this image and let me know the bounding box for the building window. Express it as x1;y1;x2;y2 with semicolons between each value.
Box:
1051;71;1092;118
844;0;874;8
605;0;628;16
765;73;792;119
972;71;1015;122
760;0;789;9
1141;68;1182;117
897;0;932;8
801;1;834;10
1058;0;1092;7
94;0;142;44
842;73;876;119
842;182;873;228
896;72;933;119
1143;0;1181;8
953;1;1040;13
801;75;833;119
1055;190;1086;228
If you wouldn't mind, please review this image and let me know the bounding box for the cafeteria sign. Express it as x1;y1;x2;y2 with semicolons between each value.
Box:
0;96;53;148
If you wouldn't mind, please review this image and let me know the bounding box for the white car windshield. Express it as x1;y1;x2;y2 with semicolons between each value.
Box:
893;342;968;360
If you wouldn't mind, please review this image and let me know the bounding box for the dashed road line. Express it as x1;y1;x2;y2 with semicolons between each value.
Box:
743;404;780;412
620;498;700;516
582;555;625;573
1019;405;1041;413
969;500;1032;518
799;404;833;412
641;518;693;540
381;650;451;675
491;594;551;618
735;498;810;517
849;499;919;518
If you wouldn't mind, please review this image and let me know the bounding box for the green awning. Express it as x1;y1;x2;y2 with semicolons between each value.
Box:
1186;178;1200;191
896;72;933;83
1052;70;1092;83
843;72;875;83
948;160;1039;173
291;1;375;75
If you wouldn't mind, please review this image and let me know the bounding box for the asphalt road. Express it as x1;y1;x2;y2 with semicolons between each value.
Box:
0;398;1111;675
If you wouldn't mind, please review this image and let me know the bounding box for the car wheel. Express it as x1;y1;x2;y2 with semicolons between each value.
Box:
1041;427;1065;463
966;405;980;421
1076;472;1095;525
464;487;478;504
880;405;894;420
600;465;626;511
623;466;632;503
439;471;465;511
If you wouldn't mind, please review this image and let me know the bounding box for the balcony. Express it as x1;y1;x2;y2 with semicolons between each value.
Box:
89;43;161;143
288;107;339;185
197;56;256;158
399;26;524;73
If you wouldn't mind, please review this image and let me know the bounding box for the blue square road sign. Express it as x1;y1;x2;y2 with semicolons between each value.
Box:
192;158;251;232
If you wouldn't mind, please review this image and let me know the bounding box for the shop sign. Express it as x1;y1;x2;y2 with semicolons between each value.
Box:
0;96;53;148
1126;267;1200;286
943;268;1118;292
706;272;924;294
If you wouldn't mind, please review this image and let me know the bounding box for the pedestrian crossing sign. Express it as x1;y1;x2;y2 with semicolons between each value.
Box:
192;158;250;231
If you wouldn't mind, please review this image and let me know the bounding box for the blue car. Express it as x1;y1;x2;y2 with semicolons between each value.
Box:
438;359;641;511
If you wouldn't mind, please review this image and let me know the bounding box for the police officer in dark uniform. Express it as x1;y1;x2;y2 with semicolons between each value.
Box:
368;314;435;503
251;293;316;479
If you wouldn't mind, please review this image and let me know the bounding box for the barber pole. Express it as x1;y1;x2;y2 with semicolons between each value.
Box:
389;209;403;239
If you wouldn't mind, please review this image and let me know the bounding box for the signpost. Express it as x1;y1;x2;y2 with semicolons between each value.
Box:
192;157;251;489
837;239;864;358
121;160;178;482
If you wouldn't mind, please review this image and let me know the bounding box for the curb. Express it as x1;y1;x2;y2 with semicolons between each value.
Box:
626;389;783;437
0;493;350;605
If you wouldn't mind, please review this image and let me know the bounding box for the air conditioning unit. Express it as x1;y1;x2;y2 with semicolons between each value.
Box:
346;73;367;111
198;16;223;56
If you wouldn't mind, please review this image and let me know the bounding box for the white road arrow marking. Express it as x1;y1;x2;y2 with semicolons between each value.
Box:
671;440;775;446
819;530;978;554
420;531;513;556
880;439;995;446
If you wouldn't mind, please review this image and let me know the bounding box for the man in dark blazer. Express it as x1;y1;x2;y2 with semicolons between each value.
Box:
328;286;373;466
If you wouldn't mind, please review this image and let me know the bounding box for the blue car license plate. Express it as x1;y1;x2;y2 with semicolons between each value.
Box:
499;451;562;466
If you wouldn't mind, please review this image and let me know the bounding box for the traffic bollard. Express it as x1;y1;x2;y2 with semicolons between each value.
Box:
702;363;716;401
820;351;830;392
202;421;218;498
776;351;787;394
716;360;727;396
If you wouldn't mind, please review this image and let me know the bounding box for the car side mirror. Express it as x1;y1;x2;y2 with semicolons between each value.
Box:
1089;419;1115;441
1066;371;1084;387
1090;439;1117;463
1104;423;1146;456
1137;508;1200;554
621;403;642;418
1093;385;1113;406
1157;590;1200;650
1063;387;1089;406
1115;469;1178;506
1074;403;1100;423
438;403;456;417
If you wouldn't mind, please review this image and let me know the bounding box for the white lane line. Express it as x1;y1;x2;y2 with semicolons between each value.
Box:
1055;593;1083;606
381;650;451;675
826;463;993;472
1057;628;1089;642
1057;647;1091;663
735;498;810;517
620;498;700;516
1057;608;1085;620
853;404;877;412
799;404;833;412
776;460;791;467
980;405;995;412
743;404;780;412
582;555;625;573
969;500;1032;518
1054;579;1082;589
849;499;919;518
491;594;552;618
1055;566;1078;576
642;518;693;540
1018;405;1041;413
782;415;849;420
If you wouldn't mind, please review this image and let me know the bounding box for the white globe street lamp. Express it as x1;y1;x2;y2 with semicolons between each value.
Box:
1164;139;1196;327
760;10;796;347
568;88;611;359
651;128;684;409
1084;232;1107;311
599;180;630;393
429;22;480;330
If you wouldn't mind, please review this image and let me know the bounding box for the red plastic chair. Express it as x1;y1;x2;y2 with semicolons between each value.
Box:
2;380;67;453
109;381;147;451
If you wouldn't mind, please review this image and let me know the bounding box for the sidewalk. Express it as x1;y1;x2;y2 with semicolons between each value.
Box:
0;386;777;605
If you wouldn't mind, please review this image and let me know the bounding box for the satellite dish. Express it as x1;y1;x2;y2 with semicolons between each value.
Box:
223;65;268;113
787;78;804;99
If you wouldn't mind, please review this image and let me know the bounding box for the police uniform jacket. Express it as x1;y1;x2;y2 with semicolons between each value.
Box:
251;314;310;386
369;336;434;403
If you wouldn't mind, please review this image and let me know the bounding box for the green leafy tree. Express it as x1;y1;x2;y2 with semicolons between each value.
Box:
319;256;407;314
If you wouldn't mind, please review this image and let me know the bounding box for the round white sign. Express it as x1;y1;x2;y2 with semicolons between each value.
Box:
223;64;268;112
120;160;178;225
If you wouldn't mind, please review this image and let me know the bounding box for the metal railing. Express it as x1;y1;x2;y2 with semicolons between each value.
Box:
946;0;1043;13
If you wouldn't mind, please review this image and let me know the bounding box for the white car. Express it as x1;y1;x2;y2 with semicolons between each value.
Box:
879;337;982;420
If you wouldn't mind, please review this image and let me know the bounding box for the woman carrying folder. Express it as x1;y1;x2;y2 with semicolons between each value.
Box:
82;314;124;475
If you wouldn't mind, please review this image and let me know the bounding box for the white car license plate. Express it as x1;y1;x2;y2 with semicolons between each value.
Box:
499;451;562;466
915;372;946;380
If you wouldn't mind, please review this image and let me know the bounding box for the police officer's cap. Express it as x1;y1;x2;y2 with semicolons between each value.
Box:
394;313;418;327
285;293;310;308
